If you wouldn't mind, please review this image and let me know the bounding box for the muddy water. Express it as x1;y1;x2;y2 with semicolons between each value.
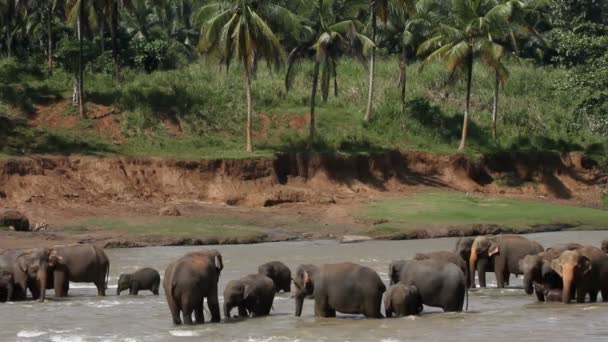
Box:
2;231;608;342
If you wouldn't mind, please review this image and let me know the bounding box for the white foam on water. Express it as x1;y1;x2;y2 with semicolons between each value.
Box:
168;329;211;337
84;300;122;308
583;306;598;310
245;337;300;342
381;339;403;342
48;335;84;342
358;258;379;263
17;330;47;338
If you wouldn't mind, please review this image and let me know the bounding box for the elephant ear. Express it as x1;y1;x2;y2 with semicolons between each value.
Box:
578;256;592;275
17;254;29;273
488;242;500;257
550;258;563;277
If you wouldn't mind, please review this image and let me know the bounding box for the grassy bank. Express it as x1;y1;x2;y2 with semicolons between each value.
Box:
1;56;607;165
358;192;608;237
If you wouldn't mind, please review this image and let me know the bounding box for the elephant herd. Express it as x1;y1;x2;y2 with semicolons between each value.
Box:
1;235;608;327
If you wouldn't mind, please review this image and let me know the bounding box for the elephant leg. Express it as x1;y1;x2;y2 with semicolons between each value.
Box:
95;277;106;296
238;305;248;318
534;284;545;302
181;297;194;325
167;295;182;325
477;258;489;288
364;295;383;318
589;289;598;303
194;306;204;324
130;283;139;296
494;258;507;288
576;286;588;303
601;289;608;302
385;304;393;318
152;281;160;295
502;270;510;287
54;271;68;297
207;294;221;323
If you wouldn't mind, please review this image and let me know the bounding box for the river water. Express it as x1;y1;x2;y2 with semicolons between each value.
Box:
1;231;608;342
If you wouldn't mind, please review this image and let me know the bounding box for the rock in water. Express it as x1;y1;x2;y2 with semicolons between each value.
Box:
158;206;181;217
339;235;373;244
0;209;30;231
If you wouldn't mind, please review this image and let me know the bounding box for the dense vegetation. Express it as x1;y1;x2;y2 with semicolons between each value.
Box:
0;0;606;164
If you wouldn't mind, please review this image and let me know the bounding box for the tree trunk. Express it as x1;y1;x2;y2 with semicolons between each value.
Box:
77;5;85;118
333;60;338;97
399;46;407;113
492;69;499;140
244;62;253;153
47;0;53;75
458;51;473;151
99;21;105;52
309;61;321;149
110;0;120;81
364;2;377;122
509;30;519;56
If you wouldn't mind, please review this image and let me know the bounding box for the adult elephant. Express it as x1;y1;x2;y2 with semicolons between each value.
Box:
293;263;385;318
258;261;291;293
414;251;467;287
390;259;466;312
454;237;495;288
550;246;608;303
469;235;544;288
0;248;51;302
520;243;582;301
48;244;110;297
164;249;223;325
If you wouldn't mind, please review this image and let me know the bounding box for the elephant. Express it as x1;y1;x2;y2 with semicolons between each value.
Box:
520;243;582;301
117;267;160;296
469;235;544;288
384;284;423;317
223;274;275;319
47;244;110;297
258;261;291;293
293;262;385;318
163;249;223;325
0;269;14;302
0;248;51;302
602;239;608;254
550;246;608;303
390;259;467;312
454;237;495;288
414;251;467;287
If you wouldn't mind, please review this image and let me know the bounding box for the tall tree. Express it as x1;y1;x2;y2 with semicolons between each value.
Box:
418;0;512;150
285;0;373;148
67;0;87;118
198;0;299;153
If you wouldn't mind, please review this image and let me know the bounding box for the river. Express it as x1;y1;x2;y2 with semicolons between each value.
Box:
1;231;608;342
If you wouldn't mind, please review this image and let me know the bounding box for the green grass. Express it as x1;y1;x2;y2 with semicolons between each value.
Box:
64;216;266;239
357;192;608;236
1;56;607;165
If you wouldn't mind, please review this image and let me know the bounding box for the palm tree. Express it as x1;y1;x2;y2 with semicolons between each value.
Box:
197;0;299;153
418;0;512;150
67;0;87;118
285;0;373;148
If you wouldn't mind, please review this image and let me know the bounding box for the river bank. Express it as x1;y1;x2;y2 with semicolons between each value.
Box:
1;150;606;249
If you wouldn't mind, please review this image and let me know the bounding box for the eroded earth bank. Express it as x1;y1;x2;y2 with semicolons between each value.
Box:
0;150;606;248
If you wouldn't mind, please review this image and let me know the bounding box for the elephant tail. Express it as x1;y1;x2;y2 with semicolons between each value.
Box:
105;262;110;290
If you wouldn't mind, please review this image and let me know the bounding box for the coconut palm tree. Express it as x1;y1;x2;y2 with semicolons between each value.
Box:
197;0;300;153
285;0;373;148
67;0;88;118
418;0;512;150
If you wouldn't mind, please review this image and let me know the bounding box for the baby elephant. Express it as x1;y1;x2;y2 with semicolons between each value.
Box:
0;270;14;302
117;268;161;295
223;274;275;319
384;284;423;317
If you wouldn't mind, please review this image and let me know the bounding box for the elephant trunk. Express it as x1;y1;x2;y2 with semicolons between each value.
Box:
523;273;534;295
561;265;574;304
295;294;304;317
116;286;122;296
469;249;478;288
37;269;47;302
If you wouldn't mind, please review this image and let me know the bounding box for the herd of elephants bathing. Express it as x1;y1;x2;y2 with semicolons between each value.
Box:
1;235;608;326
